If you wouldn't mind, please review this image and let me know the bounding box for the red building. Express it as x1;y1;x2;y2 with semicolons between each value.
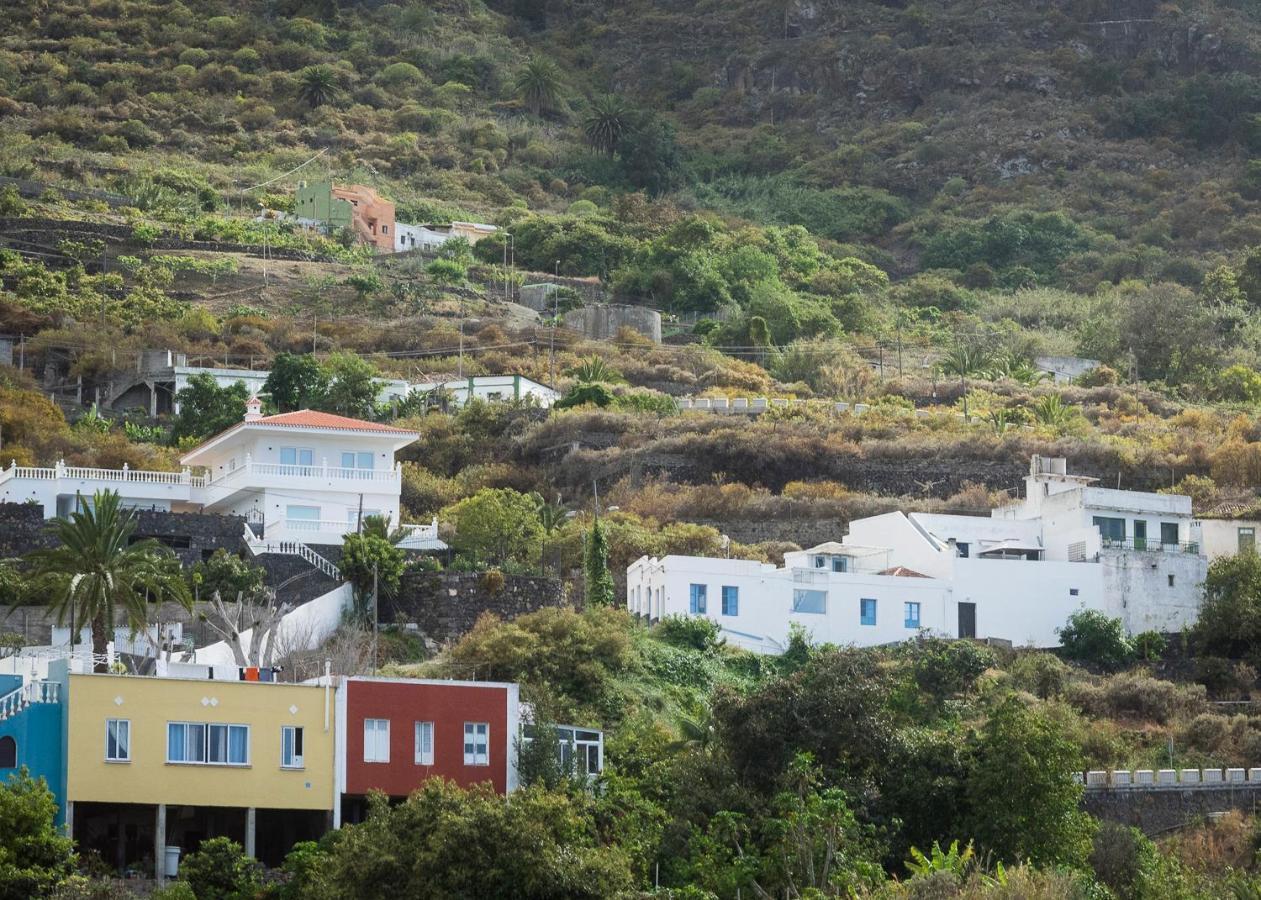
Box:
335;677;520;825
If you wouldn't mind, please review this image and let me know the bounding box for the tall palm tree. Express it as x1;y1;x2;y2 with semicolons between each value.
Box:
582;94;629;156
26;490;192;672
515;57;564;117
297;65;341;108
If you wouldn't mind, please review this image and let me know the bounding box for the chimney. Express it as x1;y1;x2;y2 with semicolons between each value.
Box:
244;396;262;422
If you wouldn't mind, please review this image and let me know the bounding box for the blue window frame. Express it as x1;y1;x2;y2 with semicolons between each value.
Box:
689;584;707;614
860;598;877;626
904;602;920;629
721;585;738;616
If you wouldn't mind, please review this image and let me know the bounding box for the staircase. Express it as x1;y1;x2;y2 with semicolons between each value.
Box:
0;680;60;722
243;524;341;580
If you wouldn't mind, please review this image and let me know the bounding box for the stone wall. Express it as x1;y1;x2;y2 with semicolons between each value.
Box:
1084;786;1261;834
380;572;567;646
692;518;845;548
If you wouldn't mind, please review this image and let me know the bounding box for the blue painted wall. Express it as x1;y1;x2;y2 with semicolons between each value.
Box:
0;680;65;826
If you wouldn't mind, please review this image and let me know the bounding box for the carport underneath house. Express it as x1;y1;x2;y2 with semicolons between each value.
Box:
69;802;328;874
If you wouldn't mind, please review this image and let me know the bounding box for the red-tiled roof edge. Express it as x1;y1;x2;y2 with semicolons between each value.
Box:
253;410;417;434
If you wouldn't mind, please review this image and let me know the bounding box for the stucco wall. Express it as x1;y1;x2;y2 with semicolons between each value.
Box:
65;673;335;811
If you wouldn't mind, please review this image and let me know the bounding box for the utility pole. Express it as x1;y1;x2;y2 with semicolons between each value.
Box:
371;562;379;675
312;315;318;353
356;494;364;534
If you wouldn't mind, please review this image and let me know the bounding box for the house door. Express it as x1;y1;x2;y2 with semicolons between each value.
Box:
1133;520;1147;551
958;603;977;639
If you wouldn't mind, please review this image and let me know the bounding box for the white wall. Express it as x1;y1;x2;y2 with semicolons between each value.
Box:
1101;549;1204;632
952;557;1101;646
1195;519;1260;562
844;512;952;578
191;583;352;667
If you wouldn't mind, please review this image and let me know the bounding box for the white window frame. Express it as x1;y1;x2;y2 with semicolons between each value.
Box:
105;718;130;762
279;447;314;467
364;718;390;763
281;725;304;770
464;722;489;766
166;721;250;766
415;721;434;766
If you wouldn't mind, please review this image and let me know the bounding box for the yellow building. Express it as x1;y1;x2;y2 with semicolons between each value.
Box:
59;666;335;876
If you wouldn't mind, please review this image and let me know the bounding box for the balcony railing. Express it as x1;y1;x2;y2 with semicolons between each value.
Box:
1100;538;1201;555
285;518;355;535
206;460;400;487
0;460;204;487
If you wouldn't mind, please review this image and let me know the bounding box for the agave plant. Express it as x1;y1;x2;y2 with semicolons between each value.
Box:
985;354;1050;386
567;355;622;384
938;345;993;379
1029;393;1076;430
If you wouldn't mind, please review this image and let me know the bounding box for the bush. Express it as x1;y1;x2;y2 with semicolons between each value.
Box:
1075;672;1207;724
654;614;723;652
1008;652;1070;699
177;837;262;900
1133;630;1168;661
1184;712;1232;753
1057;610;1134;671
909;638;996;704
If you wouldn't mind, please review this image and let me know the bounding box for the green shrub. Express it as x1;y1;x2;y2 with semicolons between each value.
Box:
177;837;262;900
1133;630;1168;661
1008;651;1070;699
1057;609;1134;671
654;614;723;652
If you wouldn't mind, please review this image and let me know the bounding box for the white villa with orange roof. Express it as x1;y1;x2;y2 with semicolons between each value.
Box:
0;397;438;548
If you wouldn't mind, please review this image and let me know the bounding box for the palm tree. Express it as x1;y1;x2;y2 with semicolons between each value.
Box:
582;94;629;155
938;345;993;379
297;65;341;108
26;491;192;672
515;57;564;117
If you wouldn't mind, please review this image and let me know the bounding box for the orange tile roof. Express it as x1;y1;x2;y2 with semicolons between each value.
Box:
253;410;416;433
878;566;930;578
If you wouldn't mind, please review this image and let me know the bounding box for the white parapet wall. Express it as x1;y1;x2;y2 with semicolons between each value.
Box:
190;583;353;667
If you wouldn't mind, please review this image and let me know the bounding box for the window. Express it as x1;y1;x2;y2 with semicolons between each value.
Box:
1093;516;1126;544
464;722;489;766
860;598;877;626
831;557;847;572
381;225;388;234
721;585;739;617
1168;574;1175;588
364;719;390;763
1240;527;1256;554
415;722;434;765
1069;588;1080;597
813;555;825;568
903;602;920;629
106;719;130;762
340;451;375;472
281;726;304;769
689;583;707;614
167;722;248;766
1161;522;1180;546
792;589;826;614
286;505;320;531
0;736;15;768
279;447;314;467
956;542;970;558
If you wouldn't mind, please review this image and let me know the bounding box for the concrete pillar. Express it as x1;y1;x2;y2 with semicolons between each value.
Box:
64;801;74;840
245;807;256;859
155;803;167;882
148;381;157;418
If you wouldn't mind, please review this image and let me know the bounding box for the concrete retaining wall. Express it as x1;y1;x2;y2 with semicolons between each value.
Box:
381;571;567;645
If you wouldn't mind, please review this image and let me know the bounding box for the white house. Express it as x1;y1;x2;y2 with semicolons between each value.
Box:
394;221;497;253
628;456;1207;653
0;399;440;549
411;375;559;408
1192;516;1260;563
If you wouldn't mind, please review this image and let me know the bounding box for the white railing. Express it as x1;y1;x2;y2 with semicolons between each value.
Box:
207;461;400;487
1081;767;1261;790
0;679;60;721
285;518;353;535
0;460;203;487
398;520;440;540
242;524;341;580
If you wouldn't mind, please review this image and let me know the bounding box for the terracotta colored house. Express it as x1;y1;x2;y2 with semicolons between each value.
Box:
295;181;396;253
334;677;520;824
